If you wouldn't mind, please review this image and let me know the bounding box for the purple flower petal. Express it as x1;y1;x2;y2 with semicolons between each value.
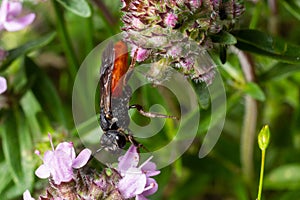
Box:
136;194;148;200
35;164;50;179
56;142;75;160
118;145;139;173
48;150;73;184
0;76;7;94
42;147;73;184
7;1;22;17
4;13;35;32
118;168;147;199
117;145;160;199
23;190;35;200
0;0;9;22
72;148;91;169
141;178;158;196
141;161;160;177
35;134;91;185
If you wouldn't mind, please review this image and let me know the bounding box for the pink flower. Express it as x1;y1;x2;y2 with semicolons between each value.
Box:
164;12;178;28
0;76;7;94
35;134;91;185
117;145;160;200
131;46;150;62
0;0;35;32
190;0;202;9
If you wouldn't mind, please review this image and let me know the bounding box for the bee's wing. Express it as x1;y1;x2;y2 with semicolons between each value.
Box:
100;42;115;116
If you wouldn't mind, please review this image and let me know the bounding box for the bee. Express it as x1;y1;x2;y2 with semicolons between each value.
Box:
99;41;176;152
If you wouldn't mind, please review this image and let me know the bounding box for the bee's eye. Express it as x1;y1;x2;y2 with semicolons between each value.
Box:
116;133;127;148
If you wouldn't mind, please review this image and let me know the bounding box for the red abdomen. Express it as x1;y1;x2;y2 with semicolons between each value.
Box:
111;41;129;97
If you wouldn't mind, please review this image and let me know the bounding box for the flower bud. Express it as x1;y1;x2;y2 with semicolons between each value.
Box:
258;125;270;151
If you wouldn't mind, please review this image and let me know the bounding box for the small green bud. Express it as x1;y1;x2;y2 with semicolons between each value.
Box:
105;168;113;176
258;125;270;151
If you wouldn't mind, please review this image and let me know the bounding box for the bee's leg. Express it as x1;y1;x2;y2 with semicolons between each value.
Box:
127;133;149;152
129;104;178;120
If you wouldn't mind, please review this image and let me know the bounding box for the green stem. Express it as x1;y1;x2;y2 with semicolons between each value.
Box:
233;47;258;189
241;96;257;184
257;150;266;200
52;1;79;80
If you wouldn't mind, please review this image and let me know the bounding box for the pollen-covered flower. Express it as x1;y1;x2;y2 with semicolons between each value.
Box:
121;0;244;84
0;76;7;94
0;0;36;32
35;134;91;185
117;145;160;200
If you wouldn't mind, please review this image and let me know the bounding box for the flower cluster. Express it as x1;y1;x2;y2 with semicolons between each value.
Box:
0;0;36;32
121;0;244;83
24;135;160;200
0;0;36;93
117;145;160;199
34;134;91;185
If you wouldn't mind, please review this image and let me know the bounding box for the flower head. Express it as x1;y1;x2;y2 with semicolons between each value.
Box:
0;0;36;32
121;0;245;84
117;145;160;200
35;134;91;185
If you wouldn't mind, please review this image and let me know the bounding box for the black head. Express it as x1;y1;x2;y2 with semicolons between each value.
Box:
100;130;127;151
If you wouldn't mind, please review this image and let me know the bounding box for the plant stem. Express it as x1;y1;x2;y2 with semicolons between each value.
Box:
257;150;266;200
52;1;79;80
241;95;257;184
233;47;258;187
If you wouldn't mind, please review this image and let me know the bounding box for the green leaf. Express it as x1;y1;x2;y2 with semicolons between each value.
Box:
56;0;91;17
18;114;35;192
210;30;237;45
2;110;22;186
0;32;56;71
0;162;12;195
24;57;67;127
265;164;300;190
243;82;266;101
232;30;300;64
281;0;300;21
193;82;210;109
259;62;300;81
20;91;43;138
4;112;35;199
